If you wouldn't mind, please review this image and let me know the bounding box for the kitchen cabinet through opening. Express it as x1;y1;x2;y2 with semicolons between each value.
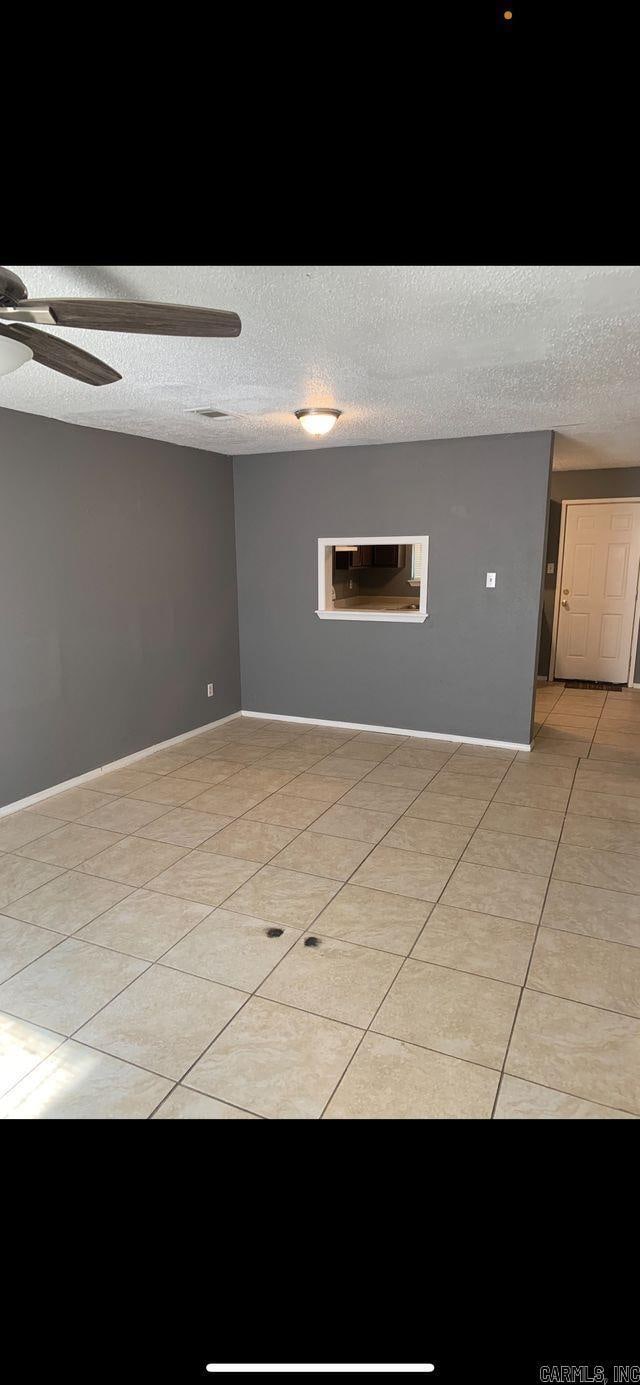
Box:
317;536;428;623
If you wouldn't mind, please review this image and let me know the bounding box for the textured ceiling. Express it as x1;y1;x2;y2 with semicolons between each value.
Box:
1;264;640;468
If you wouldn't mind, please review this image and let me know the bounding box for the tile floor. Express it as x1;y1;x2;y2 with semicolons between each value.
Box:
1;689;639;1119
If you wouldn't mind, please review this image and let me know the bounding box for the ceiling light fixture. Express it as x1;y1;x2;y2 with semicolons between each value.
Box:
295;408;342;438
0;335;33;378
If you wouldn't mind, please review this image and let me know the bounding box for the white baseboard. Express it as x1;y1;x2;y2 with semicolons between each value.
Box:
241;709;532;752
1;704;534;821
0;711;242;819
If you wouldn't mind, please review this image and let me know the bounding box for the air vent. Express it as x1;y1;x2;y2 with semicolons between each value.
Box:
192;409;229;419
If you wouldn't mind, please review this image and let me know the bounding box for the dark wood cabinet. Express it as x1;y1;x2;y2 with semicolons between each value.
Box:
350;545;374;569
372;544;400;567
334;544;403;571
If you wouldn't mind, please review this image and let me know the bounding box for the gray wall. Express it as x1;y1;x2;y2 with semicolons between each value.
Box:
234;432;553;745
0;407;241;809
538;467;640;681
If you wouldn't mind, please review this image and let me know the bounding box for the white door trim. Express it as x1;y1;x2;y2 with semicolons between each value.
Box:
549;498;640;687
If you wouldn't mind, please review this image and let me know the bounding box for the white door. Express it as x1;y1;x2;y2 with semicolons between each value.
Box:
555;501;640;682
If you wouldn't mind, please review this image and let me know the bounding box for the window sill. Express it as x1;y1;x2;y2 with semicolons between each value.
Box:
316;610;428;623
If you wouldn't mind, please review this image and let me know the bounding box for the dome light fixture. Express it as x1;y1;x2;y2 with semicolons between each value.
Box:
295;407;342;438
0;335;33;378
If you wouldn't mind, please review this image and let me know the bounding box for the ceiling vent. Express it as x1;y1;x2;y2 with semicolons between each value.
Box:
192;408;230;419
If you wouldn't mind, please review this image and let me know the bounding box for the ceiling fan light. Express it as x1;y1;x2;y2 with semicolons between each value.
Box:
0;336;33;377
295;408;342;437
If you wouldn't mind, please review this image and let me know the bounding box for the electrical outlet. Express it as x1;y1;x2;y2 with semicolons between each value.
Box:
486;572;497;588
207;683;214;697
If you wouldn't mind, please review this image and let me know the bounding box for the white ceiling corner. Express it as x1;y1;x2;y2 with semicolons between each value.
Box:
1;264;640;468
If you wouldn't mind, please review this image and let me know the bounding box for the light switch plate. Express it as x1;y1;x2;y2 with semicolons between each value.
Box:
486;572;496;588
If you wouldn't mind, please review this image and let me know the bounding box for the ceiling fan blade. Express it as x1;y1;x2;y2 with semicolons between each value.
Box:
0;324;121;385
22;298;242;338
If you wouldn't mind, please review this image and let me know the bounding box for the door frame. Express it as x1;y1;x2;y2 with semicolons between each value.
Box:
549;497;640;688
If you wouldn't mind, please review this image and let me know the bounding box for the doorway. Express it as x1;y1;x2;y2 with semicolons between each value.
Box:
550;499;640;685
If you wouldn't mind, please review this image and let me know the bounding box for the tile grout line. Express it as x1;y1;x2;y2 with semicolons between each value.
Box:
141;735;473;1116
313;749;522;1117
0;885;145;986
201;702;640;1114
156;735;465;1117
1;855;301;1113
314;746;528;1117
1;716;632;945
0;1028;69;1110
0;728;561;1097
3;803;454;963
489;683;599;1118
0;947;162;1109
146;1080;262;1121
0;722;392;919
113;730;428;1119
3;705;639;1118
6;905;639;1050
3;964;638;1120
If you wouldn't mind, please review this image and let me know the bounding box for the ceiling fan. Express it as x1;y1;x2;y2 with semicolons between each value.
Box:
0;266;241;386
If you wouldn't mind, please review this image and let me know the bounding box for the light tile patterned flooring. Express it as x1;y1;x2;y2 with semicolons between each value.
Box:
1;689;640;1119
